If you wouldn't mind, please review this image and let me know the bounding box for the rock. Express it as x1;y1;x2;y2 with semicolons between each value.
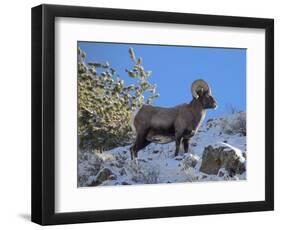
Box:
97;168;114;180
182;154;199;169
91;168;116;186
115;163;123;168
217;168;227;177
121;181;131;185
108;174;117;180
138;159;147;163
200;143;246;176
175;155;183;161
153;150;159;154
120;167;127;176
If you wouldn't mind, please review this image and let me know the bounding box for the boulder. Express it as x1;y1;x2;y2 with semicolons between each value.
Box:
91;167;116;186
121;181;131;185
182;154;199;169
174;155;184;161
199;143;246;176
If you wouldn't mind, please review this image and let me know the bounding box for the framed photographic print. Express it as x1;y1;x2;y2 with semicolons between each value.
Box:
31;4;274;225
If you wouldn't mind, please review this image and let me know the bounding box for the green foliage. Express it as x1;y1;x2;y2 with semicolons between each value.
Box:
78;47;159;151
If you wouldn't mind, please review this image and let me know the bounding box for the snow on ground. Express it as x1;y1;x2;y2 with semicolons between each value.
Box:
78;112;246;187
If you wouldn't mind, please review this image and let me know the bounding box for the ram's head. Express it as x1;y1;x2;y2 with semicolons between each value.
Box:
191;79;217;109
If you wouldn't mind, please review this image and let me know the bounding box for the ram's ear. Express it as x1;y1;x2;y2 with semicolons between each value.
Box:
196;88;204;97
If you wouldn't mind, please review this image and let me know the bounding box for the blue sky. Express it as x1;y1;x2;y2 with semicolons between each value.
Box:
78;41;246;121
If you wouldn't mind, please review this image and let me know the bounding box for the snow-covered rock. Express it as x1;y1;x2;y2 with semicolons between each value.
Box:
78;112;247;187
199;143;246;176
90;168;116;186
181;154;199;169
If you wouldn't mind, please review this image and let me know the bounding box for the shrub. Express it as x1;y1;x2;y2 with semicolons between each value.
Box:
220;112;246;136
78;152;104;186
129;161;160;184
78;47;159;151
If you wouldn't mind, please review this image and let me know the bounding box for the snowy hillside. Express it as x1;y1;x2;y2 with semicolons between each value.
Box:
78;112;246;187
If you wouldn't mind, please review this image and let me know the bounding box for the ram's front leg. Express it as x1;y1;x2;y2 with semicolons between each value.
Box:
130;132;150;160
182;130;195;153
182;138;190;153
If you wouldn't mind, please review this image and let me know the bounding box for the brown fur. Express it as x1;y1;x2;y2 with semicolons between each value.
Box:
130;90;217;159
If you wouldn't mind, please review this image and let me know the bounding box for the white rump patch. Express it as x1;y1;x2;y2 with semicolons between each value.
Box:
130;107;141;133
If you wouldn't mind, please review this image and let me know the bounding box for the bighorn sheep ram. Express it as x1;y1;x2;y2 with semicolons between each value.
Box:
130;79;217;160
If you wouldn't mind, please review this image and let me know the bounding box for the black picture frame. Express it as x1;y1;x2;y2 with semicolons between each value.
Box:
31;4;274;225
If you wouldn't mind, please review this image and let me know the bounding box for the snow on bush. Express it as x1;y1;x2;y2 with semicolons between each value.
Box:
129;161;160;184
219;112;246;136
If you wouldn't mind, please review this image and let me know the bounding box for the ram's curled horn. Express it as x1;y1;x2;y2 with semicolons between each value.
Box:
191;79;211;99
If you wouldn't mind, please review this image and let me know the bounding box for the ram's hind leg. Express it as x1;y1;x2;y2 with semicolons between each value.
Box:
175;129;187;157
174;136;182;157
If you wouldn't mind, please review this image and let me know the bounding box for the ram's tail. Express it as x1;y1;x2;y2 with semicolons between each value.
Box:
130;107;141;134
